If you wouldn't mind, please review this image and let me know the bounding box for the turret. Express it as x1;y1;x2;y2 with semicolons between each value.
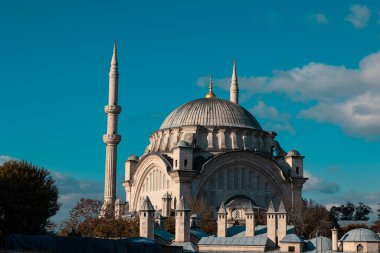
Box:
217;202;228;237
175;196;191;242
285;150;304;177
162;191;172;217
100;41;122;217
114;198;123;219
172;141;193;171
124;155;139;209
245;202;255;237
277;201;287;242
139;196;155;239
230;60;239;104
267;200;277;247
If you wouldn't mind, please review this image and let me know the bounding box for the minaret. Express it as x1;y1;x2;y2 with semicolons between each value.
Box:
101;42;122;216
230;60;239;104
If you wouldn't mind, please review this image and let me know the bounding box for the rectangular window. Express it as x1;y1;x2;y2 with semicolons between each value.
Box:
184;159;187;167
296;166;300;174
175;160;177;167
288;246;295;252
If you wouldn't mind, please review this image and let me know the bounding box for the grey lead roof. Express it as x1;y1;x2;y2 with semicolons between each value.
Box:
339;228;380;242
280;234;304;243
198;235;268;246
160;98;262;130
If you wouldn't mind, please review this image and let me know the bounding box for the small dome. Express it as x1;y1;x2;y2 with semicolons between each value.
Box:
160;98;262;130
340;228;380;242
287;150;301;156
306;236;332;251
115;198;123;205
128;154;139;161
177;140;190;147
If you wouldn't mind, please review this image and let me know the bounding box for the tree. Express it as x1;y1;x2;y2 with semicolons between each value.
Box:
354;202;372;221
377;203;380;220
340;202;356;220
59;198;102;235
372;220;380;233
329;206;341;221
188;197;216;234
59;198;139;238
0;160;60;236
295;199;337;239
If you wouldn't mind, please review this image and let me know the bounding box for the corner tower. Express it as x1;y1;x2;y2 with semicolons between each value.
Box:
101;42;122;216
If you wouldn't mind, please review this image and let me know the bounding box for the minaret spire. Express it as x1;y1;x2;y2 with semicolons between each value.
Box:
100;42;122;218
230;60;239;104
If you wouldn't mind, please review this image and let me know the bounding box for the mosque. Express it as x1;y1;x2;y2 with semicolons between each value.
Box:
99;43;380;252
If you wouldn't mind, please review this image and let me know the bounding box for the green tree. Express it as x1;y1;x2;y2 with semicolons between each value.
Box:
340;201;356;220
0;160;60;236
354;202;372;221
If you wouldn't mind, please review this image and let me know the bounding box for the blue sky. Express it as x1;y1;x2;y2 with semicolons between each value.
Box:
1;0;380;223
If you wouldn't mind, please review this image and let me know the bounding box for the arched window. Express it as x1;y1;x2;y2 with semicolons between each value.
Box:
357;244;363;252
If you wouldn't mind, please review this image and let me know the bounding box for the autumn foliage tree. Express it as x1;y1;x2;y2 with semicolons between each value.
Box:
295;199;337;239
0;160;60;236
59;199;139;238
59;198;102;236
189;197;216;234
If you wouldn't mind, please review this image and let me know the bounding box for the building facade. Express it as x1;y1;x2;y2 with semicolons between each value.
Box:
116;56;307;219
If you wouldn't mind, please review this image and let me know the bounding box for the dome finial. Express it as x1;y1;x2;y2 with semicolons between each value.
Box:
205;75;216;98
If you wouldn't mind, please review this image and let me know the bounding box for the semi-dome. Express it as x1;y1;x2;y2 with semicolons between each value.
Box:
160;98;262;130
340;228;380;242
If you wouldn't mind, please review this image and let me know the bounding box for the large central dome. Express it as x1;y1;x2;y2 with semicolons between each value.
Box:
160;98;262;130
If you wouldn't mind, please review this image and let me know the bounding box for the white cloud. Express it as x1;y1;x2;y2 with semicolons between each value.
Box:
314;14;329;24
199;51;380;139
250;101;295;134
304;170;340;194
51;171;103;224
0;155;15;165
346;4;371;29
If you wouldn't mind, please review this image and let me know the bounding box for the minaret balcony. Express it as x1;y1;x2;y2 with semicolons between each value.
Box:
103;134;121;144
105;105;121;114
